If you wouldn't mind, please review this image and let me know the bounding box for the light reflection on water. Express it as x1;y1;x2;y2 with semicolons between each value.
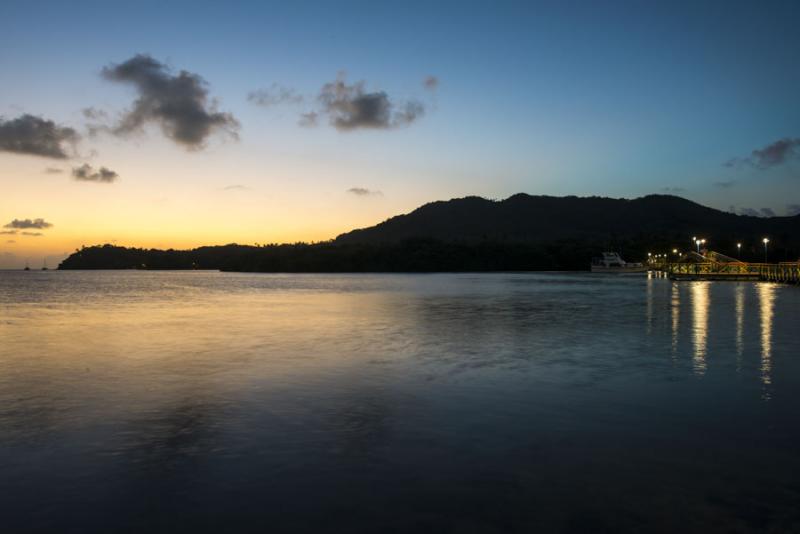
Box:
691;282;709;376
1;271;799;533
757;283;776;396
735;283;745;369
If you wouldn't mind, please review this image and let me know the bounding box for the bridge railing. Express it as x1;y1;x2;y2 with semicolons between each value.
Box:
654;260;799;283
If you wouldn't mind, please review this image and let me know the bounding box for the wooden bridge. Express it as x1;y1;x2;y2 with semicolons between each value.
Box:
650;251;800;284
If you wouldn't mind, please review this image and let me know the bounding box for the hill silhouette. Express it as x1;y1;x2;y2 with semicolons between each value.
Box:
59;194;800;271
335;194;797;244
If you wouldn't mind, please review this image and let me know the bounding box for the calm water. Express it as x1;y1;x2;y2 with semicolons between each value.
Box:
1;271;799;533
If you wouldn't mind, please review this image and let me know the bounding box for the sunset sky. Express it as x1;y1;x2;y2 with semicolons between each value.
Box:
2;0;799;267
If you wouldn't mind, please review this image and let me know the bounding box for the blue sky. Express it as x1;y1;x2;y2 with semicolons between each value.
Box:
1;0;799;265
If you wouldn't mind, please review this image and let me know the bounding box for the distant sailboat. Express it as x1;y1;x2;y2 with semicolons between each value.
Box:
24;261;30;271
42;259;48;271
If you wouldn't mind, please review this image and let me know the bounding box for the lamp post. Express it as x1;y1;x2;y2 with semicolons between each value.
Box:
763;238;769;263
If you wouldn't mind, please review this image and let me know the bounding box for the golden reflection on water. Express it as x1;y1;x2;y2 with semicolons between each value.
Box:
757;283;776;397
734;284;745;370
691;282;709;376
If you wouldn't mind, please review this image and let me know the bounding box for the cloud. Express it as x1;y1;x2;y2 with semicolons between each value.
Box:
298;111;318;127
44;167;64;174
660;186;685;193
787;203;800;216
21;231;43;237
738;207;760;217
725;137;800;169
733;207;777;217
0;230;17;235
82;107;108;120
347;187;382;196
713;180;737;188
222;184;249;191
423;75;439;91
5;240;15;244
0;114;79;159
72;163;118;183
317;73;425;131
101;54;239;149
248;84;303;107
4;218;53;229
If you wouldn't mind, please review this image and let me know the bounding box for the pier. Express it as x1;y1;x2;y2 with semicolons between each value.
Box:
650;251;800;284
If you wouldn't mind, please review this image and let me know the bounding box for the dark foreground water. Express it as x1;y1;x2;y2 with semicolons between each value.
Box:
1;271;799;533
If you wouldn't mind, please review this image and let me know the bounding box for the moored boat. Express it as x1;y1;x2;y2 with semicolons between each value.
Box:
591;252;647;273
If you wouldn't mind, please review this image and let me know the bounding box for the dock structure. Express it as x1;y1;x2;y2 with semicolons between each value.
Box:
650;251;800;284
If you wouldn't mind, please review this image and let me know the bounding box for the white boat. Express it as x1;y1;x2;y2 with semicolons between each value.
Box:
590;252;647;273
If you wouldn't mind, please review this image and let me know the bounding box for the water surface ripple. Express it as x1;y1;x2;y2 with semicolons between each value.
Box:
1;271;799;533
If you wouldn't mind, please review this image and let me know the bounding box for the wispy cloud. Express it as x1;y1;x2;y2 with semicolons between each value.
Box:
423;75;439;91
713;180;737;188
0;230;17;235
732;207;777;217
0;114;79;159
787;203;800;216
725;137;800;169
20;231;43;237
4;218;53;229
298;111;318;127
72;163;118;183
660;186;685;193
44;167;64;174
101;54;239;149
222;184;250;191
347;187;382;196
248;84;304;107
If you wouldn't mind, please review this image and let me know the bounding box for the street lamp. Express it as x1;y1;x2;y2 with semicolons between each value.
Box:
696;239;706;254
763;238;769;263
736;242;741;259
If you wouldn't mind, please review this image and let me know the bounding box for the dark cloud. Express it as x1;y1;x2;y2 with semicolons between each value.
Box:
4;218;53;229
0;230;17;235
347;187;382;196
787;204;800;216
222;184;249;191
317;74;425;131
713;180;737;188
248;84;303;107
725;137;800;169
44;167;64;174
760;208;776;217
0;114;79;159
423;76;439;91
738;207;760;217
21;231;43;237
102;54;239;149
72;163;118;183
660;186;685;193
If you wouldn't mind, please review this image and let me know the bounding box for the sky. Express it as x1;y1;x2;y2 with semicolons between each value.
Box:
1;0;799;267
